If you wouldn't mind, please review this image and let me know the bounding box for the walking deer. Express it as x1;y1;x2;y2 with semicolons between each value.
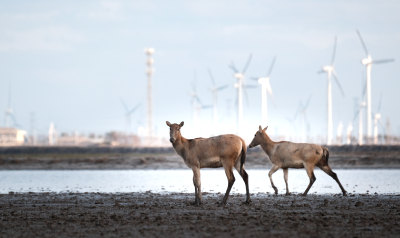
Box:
248;125;347;196
166;121;251;205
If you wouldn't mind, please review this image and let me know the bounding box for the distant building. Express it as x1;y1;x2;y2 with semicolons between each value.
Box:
0;127;27;146
56;132;104;146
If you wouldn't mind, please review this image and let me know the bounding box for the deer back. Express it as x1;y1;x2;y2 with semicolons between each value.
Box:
270;141;324;168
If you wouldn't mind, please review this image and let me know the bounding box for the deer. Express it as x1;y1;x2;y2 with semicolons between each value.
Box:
248;125;347;196
166;121;251;205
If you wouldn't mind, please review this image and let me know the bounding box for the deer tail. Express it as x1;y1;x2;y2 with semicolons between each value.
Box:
322;146;329;163
240;140;247;174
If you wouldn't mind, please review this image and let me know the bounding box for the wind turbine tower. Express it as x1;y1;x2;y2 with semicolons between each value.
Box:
318;36;345;145
4;82;17;128
145;48;154;138
356;30;394;141
253;56;276;124
229;54;252;134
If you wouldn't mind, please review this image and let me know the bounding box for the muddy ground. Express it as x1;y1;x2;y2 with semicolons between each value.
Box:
1;145;400;169
0;192;399;237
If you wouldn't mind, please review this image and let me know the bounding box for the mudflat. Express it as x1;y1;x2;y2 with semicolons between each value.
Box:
1;192;399;237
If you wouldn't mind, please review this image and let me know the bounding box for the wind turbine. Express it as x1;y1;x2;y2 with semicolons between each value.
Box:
252;56;276;124
120;99;140;133
229;54;252;134
190;76;212;125
318;36;345;145
356;30;395;142
208;69;228;130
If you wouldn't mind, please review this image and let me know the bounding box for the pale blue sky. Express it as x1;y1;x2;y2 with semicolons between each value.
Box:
1;0;399;141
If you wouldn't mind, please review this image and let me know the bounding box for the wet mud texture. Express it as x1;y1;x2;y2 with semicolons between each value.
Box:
1;192;399;237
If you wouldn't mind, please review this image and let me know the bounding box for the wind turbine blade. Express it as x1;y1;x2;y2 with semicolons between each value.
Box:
356;29;369;56
120;98;129;112
317;69;325;74
372;59;395;64
332;71;345;96
304;95;312;110
195;95;202;105
267;56;277;76
331;36;337;65
229;62;239;73
362;83;366;99
208;68;216;86
294;102;303;120
353;108;360;122
242;54;252;74
216;85;229;91
128;103;141;115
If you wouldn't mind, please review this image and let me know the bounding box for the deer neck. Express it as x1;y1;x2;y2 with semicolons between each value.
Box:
260;134;275;156
172;133;189;159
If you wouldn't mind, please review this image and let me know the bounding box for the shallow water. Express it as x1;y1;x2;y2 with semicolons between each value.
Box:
0;169;399;194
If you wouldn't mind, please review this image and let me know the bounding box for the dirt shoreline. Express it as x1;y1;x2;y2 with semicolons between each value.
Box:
1;145;400;169
0;192;399;237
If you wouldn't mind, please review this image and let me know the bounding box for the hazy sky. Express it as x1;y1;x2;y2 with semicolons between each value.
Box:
1;0;399;141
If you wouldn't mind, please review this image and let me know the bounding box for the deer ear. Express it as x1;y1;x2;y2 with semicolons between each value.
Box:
263;126;268;132
258;125;262;132
179;121;184;127
166;121;171;127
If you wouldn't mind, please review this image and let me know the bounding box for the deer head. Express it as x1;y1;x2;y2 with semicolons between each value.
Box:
249;125;268;148
166;121;184;143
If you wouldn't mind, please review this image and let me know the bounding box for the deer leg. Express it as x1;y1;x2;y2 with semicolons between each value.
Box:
222;166;235;205
268;165;280;195
235;164;251;204
319;165;347;196
303;165;316;196
192;167;201;205
283;168;290;195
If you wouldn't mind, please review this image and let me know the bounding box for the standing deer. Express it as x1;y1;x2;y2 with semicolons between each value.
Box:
248;125;347;196
166;121;251;205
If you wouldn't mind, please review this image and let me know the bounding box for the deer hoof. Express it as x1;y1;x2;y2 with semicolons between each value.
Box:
243;199;252;205
216;201;226;207
191;201;201;206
